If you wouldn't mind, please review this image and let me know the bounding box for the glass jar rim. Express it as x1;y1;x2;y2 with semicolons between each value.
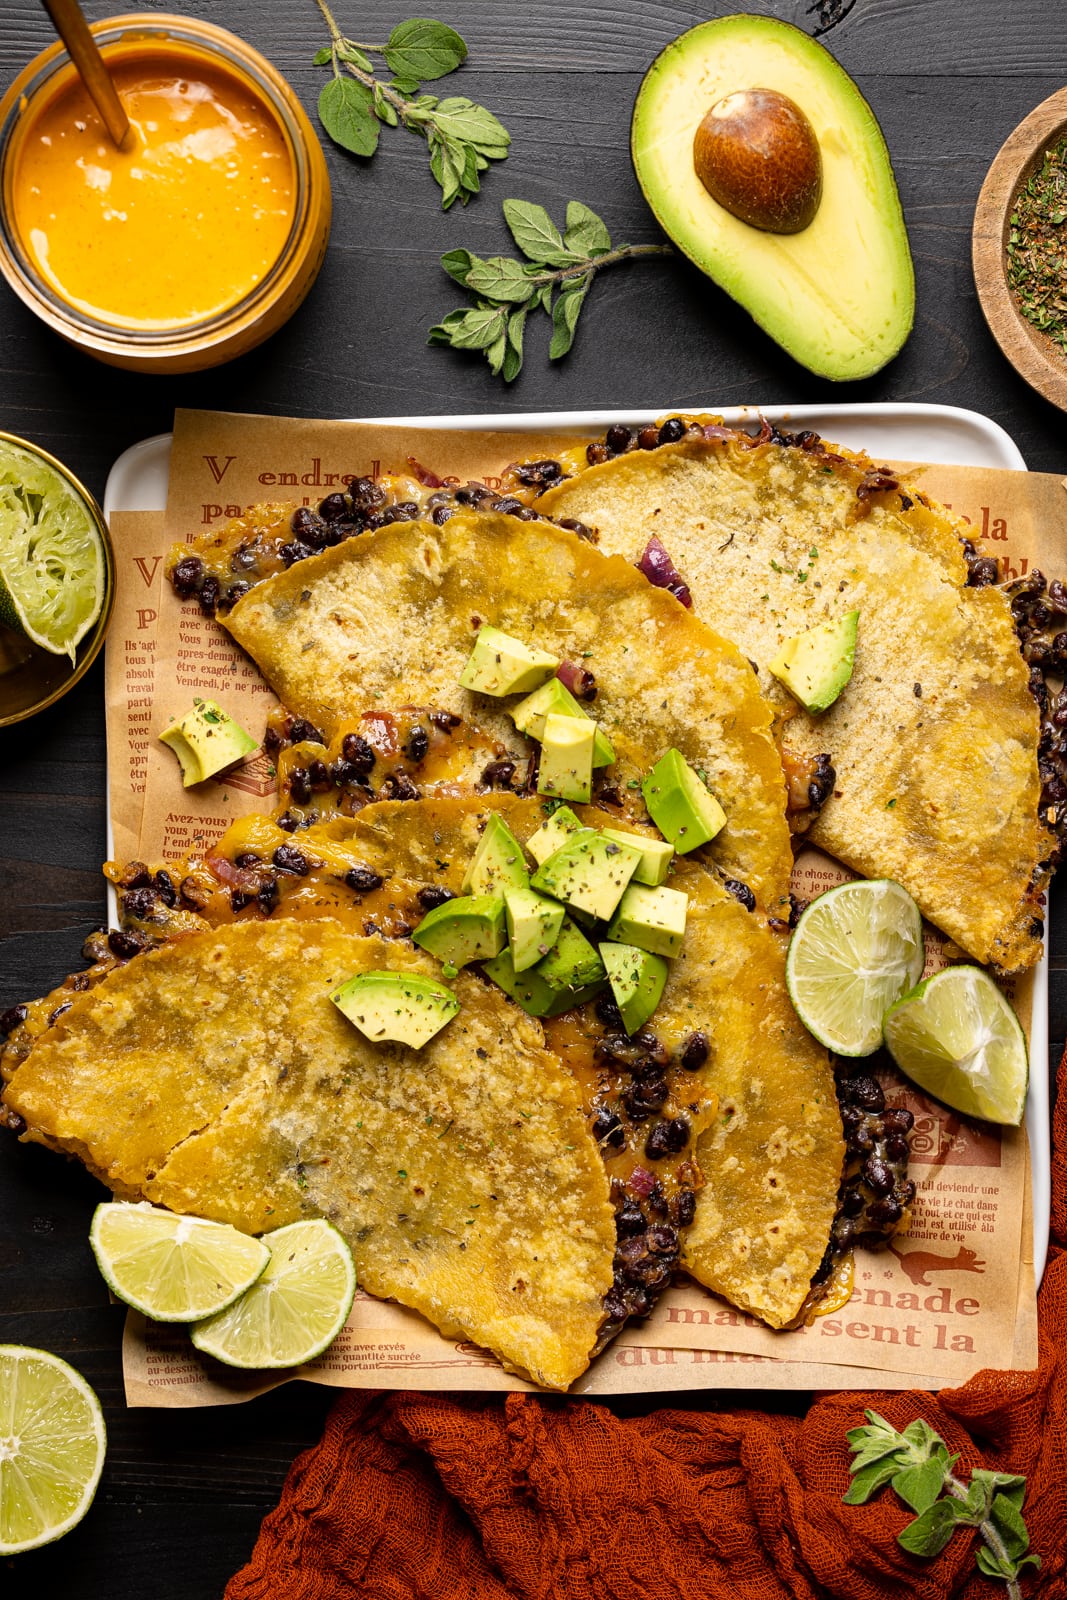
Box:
0;15;314;350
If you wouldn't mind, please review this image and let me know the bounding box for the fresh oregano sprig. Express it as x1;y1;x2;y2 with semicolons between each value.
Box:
311;2;510;208
845;1412;1040;1597
428;199;672;379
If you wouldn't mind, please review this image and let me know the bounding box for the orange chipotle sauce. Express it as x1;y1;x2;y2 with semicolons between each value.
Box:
10;46;295;328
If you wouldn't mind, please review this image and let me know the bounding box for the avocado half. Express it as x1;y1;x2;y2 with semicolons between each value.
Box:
631;14;915;380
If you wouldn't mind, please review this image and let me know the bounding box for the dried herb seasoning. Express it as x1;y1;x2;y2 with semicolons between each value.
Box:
1007;138;1067;351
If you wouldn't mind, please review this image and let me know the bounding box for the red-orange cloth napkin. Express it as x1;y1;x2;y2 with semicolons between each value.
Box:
225;1051;1067;1600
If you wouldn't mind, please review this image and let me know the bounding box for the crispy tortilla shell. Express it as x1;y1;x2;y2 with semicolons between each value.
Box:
221;510;794;919
537;434;1048;970
3;919;615;1390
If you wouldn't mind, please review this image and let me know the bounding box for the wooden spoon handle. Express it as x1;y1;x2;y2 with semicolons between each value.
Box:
39;0;129;147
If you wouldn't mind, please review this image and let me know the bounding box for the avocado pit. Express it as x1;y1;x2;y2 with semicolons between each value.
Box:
693;87;822;234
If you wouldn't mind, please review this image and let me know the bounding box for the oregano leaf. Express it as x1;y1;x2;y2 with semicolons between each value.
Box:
442;305;506;350
485;329;508;377
433;98;510;156
503;199;577;266
384;18;467;82
989;1492;1032;1560
897;1500;968;1558
464;256;536;303
372;84;399;128
318;77;380;158
842;1458;904;1506
891;1459;950;1515
440;248;477;286
564;199;611;257
313;46;333;67
549;273;592;359
337;41;373;72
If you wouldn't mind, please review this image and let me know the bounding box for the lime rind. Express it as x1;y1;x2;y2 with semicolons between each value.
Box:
785;878;925;1055
89;1201;271;1322
0;1344;106;1555
883;965;1029;1126
0;442;105;662
190;1219;356;1370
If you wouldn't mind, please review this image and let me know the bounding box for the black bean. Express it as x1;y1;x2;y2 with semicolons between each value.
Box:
592;1109;626;1150
198;575;220;614
586;442;611;466
615;1200;647;1236
431;505;454;525
341;733;375;773
291;718;323;745
331;760;364;788
882;1107;914;1134
595;992;624;1030
276;811;301;833
118;860;152;890
840;1104;863;1132
0;1003;28;1037
679;1031;710;1071
862;1155;894;1195
843;1074;885;1113
279;541;312;568
317;492;348;522
257;880;278;914
670;1189;697;1228
172;555;204;597
345;866;383;893
605;425;632;455
645;1117;690;1159
638;425;660;450
841;1186;866;1217
658;418;686;445
884;1133;910;1163
512;459;563;487
723;878;756;912
622;1079;669;1120
108;928;147;960
273;844;310;876
308;759;332;791
291;506;325;537
480;759;516;789
151;870;176;907
417;886;455;910
848;1124;876;1156
406;726;429;764
648;1224;679;1255
349;476;386;512
122;886;158;920
865;1196;902;1228
380;773;421;801
288;766;312;806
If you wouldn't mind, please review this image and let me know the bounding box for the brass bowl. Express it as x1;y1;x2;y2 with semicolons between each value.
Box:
0;432;113;728
973;87;1067;411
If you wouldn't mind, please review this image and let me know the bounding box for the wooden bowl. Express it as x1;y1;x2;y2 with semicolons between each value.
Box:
973;87;1067;411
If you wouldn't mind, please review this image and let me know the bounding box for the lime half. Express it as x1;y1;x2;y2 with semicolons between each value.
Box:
0;1344;106;1555
786;879;925;1055
190;1219;356;1370
884;965;1029;1125
0;440;106;661
89;1202;270;1322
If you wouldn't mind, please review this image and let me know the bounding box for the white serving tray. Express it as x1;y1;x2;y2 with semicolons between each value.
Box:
104;402;1049;1278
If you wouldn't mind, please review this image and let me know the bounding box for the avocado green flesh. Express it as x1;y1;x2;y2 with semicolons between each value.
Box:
412;894;506;967
463;813;529;895
600;942;669;1036
331;972;460;1048
769;608;859;712
631;14;914;379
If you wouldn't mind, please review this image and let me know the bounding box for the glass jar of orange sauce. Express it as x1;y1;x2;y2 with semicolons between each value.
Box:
0;14;331;371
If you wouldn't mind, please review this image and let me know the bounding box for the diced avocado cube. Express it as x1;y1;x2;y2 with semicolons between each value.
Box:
525;805;588;865
482;942;603;1019
530;830;643;921
537;713;596;803
412;894;506;968
504;885;566;972
159;699;258;787
600;942;670;1036
536;917;606;993
511;677;615;766
600;827;675;886
605;882;688;958
458;625;558;696
462;812;529;896
768;609;859;713
641;748;726;854
330;970;459;1048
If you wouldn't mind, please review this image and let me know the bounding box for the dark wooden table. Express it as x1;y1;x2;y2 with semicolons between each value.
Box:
1;2;1064;1593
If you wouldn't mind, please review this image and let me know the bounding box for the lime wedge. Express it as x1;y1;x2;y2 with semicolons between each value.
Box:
190;1219;356;1369
785;879;925;1055
89;1201;270;1322
0;441;106;662
883;965;1029;1125
0;1344;106;1554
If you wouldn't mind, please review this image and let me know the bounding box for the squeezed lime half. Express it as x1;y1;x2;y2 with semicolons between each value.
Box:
785;878;925;1055
883;965;1029;1125
0;1344;106;1554
0;440;106;662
